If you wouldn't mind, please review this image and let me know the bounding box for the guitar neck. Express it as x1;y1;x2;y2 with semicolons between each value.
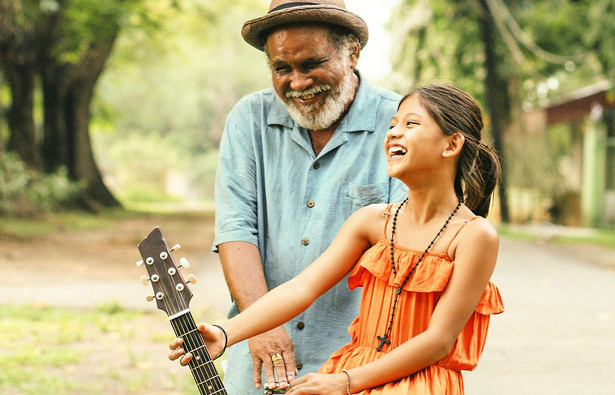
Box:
170;312;227;395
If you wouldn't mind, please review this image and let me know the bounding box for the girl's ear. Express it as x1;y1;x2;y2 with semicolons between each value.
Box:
442;133;465;158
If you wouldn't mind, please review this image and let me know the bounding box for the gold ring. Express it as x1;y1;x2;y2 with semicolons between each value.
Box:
271;353;283;362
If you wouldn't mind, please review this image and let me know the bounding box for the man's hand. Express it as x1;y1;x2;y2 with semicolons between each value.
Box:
249;326;297;390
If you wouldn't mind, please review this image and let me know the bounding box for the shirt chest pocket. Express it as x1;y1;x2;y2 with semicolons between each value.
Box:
345;182;389;212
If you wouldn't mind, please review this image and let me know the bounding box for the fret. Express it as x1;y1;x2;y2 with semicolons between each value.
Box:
190;356;217;372
170;313;227;395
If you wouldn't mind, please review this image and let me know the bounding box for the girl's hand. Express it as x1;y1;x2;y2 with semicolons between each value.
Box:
168;323;226;364
286;372;348;394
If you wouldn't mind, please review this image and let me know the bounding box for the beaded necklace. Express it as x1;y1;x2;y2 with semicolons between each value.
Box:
376;198;462;352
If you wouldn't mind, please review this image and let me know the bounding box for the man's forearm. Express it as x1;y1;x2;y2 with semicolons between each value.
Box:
219;241;268;311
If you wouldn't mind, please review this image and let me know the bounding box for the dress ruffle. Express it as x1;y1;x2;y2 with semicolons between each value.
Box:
319;238;504;393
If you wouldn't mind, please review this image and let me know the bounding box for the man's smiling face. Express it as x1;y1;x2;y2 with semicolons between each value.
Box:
266;24;358;131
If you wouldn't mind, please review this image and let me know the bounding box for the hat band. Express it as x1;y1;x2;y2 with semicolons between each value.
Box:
269;2;319;13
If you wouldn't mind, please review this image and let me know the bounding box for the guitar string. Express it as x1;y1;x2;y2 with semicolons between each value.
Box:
177;314;225;393
150;248;227;394
161;255;225;394
154;255;216;395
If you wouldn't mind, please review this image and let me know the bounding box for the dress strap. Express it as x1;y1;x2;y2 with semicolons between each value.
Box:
444;216;480;256
382;203;395;237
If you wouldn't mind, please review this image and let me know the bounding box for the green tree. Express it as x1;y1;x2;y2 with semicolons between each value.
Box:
94;0;270;203
389;0;615;222
0;0;190;208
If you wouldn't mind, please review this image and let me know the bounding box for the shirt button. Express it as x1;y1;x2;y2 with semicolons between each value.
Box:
296;362;303;370
313;162;320;169
297;321;305;330
307;200;315;208
301;238;309;246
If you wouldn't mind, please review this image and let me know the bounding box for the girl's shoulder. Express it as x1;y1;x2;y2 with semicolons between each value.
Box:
347;203;394;243
446;213;499;260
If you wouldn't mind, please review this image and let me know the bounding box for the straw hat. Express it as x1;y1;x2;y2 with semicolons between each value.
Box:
241;0;369;51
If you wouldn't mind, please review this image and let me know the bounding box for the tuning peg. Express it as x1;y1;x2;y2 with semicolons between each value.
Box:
170;244;181;251
140;275;150;286
179;257;190;269
146;294;155;302
187;274;198;284
136;260;144;267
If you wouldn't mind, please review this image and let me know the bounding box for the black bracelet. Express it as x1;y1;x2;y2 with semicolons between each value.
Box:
212;324;228;360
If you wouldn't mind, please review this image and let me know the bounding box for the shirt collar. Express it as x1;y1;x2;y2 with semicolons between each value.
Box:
267;70;379;133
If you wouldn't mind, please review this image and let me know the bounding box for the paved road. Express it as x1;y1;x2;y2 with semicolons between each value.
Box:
3;236;614;394
464;238;615;394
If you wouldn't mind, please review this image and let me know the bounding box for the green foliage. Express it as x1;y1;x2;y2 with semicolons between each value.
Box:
91;0;268;205
390;0;615;105
0;152;83;217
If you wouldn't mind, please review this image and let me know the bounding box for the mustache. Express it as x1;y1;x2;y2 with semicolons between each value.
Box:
285;84;332;99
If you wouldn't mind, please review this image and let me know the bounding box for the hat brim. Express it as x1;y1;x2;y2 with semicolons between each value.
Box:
242;5;369;51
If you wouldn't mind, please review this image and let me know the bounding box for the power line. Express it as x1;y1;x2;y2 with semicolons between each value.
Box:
488;0;588;66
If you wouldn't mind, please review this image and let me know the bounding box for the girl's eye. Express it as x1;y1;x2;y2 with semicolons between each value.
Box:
406;121;418;127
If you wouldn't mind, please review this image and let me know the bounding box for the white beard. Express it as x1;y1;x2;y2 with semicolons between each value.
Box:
282;69;355;131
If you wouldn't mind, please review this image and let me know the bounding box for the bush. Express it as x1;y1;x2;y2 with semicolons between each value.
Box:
0;152;83;217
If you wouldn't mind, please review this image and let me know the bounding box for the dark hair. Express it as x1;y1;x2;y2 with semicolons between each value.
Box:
401;83;501;217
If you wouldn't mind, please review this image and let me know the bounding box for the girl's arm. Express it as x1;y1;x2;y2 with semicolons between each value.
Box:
342;217;499;392
222;204;381;346
170;204;385;362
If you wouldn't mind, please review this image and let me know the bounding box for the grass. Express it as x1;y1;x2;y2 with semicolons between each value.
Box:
498;223;615;250
0;302;225;395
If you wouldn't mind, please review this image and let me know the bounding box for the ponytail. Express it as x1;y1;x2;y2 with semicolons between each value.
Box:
460;142;500;217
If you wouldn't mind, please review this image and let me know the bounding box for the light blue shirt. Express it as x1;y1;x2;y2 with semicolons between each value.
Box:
213;73;405;394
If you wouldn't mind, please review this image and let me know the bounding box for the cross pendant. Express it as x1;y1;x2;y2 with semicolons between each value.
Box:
376;333;390;352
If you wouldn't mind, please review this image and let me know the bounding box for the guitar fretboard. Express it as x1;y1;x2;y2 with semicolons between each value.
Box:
170;312;228;395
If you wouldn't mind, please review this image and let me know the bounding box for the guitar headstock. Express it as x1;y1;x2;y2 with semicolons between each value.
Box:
137;227;196;317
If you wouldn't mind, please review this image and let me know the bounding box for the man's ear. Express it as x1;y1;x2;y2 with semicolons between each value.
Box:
348;42;360;68
442;133;465;158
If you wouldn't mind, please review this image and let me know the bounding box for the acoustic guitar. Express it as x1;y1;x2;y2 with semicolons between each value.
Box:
137;226;228;395
137;227;284;395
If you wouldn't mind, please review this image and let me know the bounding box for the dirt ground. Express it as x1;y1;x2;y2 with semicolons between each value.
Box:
0;212;217;287
0;212;229;395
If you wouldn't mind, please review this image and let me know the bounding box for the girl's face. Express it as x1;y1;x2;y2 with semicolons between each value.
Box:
384;95;451;180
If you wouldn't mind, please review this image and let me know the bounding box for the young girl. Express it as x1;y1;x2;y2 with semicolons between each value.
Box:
170;83;504;394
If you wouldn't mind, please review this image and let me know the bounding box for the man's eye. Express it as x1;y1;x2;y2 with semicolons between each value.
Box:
306;61;322;69
275;67;291;75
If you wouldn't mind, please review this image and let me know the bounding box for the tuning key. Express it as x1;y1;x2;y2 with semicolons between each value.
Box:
136;260;144;267
187;274;198;284
170;244;181;251
179;257;190;269
145;294;155;302
140;275;150;286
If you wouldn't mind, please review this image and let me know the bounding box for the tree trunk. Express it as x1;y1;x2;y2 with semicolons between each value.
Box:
41;73;70;173
478;0;510;222
1;56;41;169
66;36;121;208
39;22;121;208
0;72;5;152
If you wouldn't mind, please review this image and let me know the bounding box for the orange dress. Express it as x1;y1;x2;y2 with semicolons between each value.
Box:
318;209;504;394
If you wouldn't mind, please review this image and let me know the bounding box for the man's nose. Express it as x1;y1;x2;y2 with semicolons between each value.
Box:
289;70;313;91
